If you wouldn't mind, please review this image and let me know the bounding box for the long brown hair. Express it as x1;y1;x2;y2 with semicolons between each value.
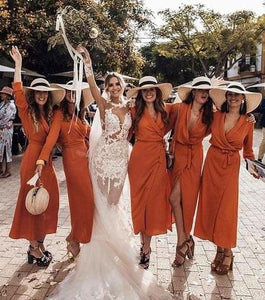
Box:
133;87;169;132
27;90;53;131
60;94;87;123
183;90;214;128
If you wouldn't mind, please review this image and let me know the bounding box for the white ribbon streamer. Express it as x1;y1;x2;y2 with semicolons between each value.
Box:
56;13;84;113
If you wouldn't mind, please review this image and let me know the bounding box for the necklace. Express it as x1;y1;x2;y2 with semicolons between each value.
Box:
111;100;125;108
191;109;200;118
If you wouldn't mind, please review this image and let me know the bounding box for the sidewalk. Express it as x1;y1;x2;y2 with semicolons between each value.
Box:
0;129;264;300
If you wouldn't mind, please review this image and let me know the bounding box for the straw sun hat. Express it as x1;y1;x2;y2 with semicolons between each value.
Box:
54;81;94;107
0;86;13;97
24;78;65;105
177;76;212;101
126;76;172;100
209;82;262;114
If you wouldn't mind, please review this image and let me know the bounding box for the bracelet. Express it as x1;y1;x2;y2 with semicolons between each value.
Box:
84;64;93;77
36;159;45;166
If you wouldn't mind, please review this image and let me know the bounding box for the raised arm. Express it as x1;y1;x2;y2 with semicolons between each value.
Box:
77;46;105;117
9;46;22;83
9;47;29;126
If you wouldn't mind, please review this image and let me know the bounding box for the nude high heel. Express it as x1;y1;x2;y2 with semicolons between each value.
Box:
66;235;80;258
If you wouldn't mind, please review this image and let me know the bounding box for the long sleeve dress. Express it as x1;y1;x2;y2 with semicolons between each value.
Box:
38;109;94;243
128;106;173;236
0;100;16;163
194;111;255;248
9;82;59;241
170;102;210;234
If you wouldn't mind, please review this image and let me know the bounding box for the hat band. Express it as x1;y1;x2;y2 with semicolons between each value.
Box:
228;85;245;92
31;82;50;88
192;81;211;87
139;81;157;87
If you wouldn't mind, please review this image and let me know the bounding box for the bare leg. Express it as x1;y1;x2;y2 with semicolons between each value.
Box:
66;232;80;258
169;179;190;266
29;240;45;258
4;161;11;176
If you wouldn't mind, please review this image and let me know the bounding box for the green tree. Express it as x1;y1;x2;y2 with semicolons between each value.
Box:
157;4;265;77
0;0;151;77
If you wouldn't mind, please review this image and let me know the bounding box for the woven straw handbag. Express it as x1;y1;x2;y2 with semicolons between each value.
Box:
25;180;49;215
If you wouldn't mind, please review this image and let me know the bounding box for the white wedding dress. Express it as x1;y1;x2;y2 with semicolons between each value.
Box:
50;106;173;300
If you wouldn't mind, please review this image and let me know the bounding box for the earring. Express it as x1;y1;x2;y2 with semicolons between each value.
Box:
226;101;229;112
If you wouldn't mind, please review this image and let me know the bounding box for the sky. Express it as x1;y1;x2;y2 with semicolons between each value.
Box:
143;0;265;25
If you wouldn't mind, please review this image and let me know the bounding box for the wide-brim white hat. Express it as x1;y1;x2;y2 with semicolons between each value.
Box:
24;78;65;106
126;76;172;100
209;82;262;113
54;81;95;107
177;76;212;101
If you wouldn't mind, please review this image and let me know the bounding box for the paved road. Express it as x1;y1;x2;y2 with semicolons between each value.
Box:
0;129;264;299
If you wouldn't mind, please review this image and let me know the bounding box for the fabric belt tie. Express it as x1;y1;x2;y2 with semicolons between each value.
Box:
136;138;165;164
212;146;238;168
175;142;201;169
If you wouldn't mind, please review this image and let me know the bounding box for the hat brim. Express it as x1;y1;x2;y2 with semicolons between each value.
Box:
54;82;90;91
177;84;212;101
209;88;262;113
53;83;95;107
126;83;172;100
24;84;65;106
0;91;13;96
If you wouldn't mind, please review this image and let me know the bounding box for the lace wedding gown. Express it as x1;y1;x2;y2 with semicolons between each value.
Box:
50;106;173;300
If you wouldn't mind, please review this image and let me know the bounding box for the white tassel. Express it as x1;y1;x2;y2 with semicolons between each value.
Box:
27;173;39;186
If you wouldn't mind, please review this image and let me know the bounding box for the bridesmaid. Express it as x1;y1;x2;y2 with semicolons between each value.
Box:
127;76;173;269
194;82;261;275
169;76;214;267
36;81;94;258
9;46;65;266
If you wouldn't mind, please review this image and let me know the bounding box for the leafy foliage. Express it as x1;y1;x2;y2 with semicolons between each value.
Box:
0;0;151;77
157;4;265;78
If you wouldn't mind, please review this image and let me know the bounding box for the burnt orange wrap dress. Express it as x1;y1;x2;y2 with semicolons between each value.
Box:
194;111;255;248
38;109;94;243
9;82;59;241
128;106;173;236
170;102;210;234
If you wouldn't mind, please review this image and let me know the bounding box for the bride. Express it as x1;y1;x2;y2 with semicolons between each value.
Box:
49;47;173;299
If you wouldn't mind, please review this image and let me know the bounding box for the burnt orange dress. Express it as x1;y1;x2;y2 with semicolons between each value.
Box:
194;111;255;248
38;109;94;243
9;82;59;241
171;102;210;234
128;106;173;236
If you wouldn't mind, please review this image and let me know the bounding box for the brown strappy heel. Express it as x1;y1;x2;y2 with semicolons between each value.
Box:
186;235;195;258
215;251;234;275
172;241;191;268
211;249;225;271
